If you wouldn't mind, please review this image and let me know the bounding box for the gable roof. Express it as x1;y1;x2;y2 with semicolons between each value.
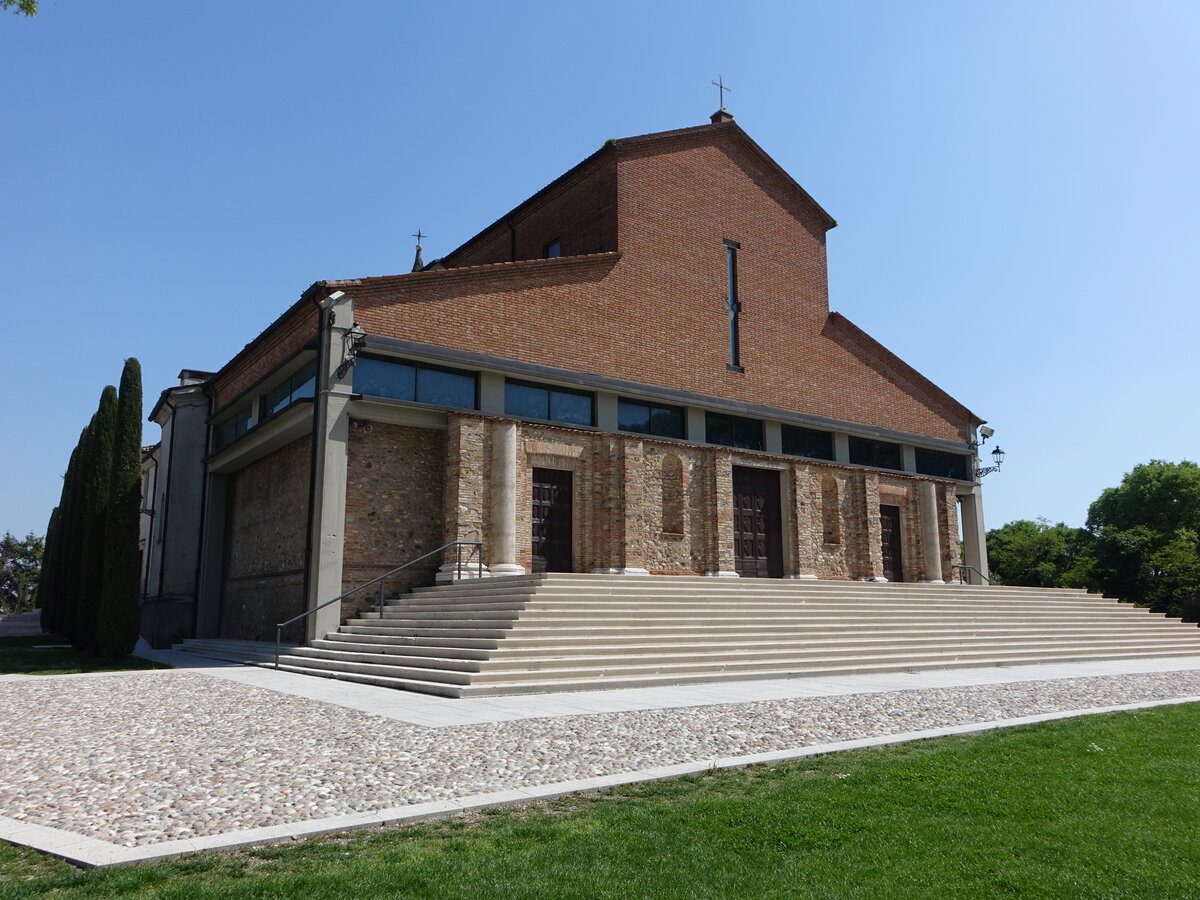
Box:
440;118;836;267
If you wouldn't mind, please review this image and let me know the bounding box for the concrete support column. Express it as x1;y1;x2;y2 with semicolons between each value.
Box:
958;486;989;583
918;481;944;583
489;421;525;577
706;451;739;576
834;433;850;464
305;291;354;641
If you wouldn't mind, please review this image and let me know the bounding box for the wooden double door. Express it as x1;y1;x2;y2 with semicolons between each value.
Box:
532;467;573;573
733;466;784;578
879;504;904;582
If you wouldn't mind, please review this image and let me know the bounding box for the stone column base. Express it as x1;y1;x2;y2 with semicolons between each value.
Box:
436;562;492;583
785;573;819;580
858;576;889;583
591;567;651;575
918;579;946;585
705;570;741;578
490;563;527;577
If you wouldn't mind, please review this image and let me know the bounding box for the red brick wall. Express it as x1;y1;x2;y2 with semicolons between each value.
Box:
445;155;618;268
210;304;317;413
348;127;972;443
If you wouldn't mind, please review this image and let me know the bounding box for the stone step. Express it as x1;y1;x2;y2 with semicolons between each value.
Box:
358;611;1166;630
288;645;483;672
301;633;1200;674
321;623;1194;655
464;642;1200;685
377;600;1152;618
453;648;1200;697
405;574;1094;596
395;587;1102;606
274;653;474;685
271;663;465;698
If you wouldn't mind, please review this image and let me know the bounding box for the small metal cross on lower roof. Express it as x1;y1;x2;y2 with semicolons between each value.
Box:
712;74;731;108
412;229;426;245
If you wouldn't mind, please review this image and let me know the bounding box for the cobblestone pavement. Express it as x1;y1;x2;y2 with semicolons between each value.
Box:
1;668;1198;848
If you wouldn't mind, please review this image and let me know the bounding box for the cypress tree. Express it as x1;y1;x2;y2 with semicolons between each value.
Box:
58;426;90;644
74;385;118;652
98;359;143;660
38;506;61;634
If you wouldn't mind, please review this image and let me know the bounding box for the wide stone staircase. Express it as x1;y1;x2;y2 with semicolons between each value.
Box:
172;574;1200;698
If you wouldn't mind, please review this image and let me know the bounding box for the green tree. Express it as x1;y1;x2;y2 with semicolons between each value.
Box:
57;427;89;644
0;532;44;614
1;1;37;15
74;385;118;652
98;359;143;659
986;518;1093;588
37;507;61;631
1084;460;1200;620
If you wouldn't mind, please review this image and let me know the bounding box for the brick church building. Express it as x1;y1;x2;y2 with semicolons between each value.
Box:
140;110;991;648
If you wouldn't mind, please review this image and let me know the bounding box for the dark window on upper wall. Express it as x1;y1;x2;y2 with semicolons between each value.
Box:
848;436;903;471
262;361;317;420
618;398;686;439
705;412;764;451
915;448;971;480
781;425;835;461
505;379;594;426
544;239;561;259
353;357;477;409
213;404;252;451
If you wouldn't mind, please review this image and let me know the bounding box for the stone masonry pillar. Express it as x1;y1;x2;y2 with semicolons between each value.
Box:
489;421;525;577
861;472;886;581
437;415;490;582
706;451;739;577
918;481;944;583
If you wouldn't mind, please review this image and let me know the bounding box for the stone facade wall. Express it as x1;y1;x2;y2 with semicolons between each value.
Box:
344;413;967;587
220;437;310;642
342;420;446;620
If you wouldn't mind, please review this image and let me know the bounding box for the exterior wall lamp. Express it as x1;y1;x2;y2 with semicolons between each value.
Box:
336;322;367;379
976;445;1005;478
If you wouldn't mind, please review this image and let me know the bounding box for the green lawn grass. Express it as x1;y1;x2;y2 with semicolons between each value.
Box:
1;702;1197;899
0;635;170;675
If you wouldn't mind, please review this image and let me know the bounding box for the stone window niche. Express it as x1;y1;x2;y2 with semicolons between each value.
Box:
821;474;841;544
661;454;686;536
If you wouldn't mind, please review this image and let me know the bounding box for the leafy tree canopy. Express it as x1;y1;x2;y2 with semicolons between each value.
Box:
986;518;1092;589
1;532;44;614
2;1;37;16
1086;459;1200;537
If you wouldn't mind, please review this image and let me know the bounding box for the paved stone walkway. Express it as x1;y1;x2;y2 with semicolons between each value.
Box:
1;649;1198;866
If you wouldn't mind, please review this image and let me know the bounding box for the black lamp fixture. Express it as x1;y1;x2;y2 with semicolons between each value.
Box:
976;444;1005;478
336;322;367;379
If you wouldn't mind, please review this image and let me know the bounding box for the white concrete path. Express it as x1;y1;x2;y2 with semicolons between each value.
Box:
131;642;1200;728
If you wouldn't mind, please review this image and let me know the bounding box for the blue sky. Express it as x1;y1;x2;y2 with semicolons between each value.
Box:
3;1;1198;538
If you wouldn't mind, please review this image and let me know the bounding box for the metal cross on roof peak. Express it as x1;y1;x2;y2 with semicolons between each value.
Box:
711;75;731;109
412;229;426;245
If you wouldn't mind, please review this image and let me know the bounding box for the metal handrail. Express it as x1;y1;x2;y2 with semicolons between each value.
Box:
274;539;484;669
953;564;992;585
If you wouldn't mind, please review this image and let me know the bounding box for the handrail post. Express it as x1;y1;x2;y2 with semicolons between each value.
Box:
457;542;462;581
477;541;482;579
378;578;384;618
274;624;281;670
